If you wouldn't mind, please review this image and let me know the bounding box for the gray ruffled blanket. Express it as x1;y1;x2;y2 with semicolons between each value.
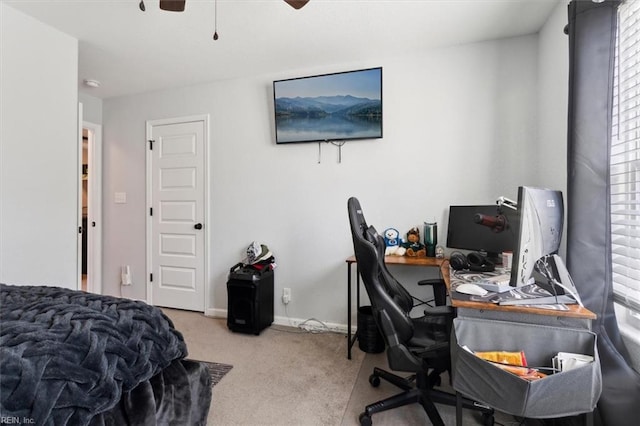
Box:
0;284;189;425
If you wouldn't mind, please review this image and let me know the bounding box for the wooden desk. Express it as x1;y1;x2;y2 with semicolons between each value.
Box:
350;255;447;268
345;255;445;359
346;257;595;359
440;260;596;326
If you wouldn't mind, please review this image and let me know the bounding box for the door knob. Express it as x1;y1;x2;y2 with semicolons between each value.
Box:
194;223;203;230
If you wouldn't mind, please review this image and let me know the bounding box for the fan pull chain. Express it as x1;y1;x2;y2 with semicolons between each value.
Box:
213;0;219;40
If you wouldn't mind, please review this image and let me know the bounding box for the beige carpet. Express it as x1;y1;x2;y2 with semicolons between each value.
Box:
340;350;517;426
164;309;366;425
164;309;516;425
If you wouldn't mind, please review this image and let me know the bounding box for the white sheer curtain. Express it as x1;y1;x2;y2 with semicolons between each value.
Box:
611;0;640;317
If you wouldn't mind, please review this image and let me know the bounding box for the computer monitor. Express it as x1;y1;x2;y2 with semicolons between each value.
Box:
510;186;564;287
446;205;517;262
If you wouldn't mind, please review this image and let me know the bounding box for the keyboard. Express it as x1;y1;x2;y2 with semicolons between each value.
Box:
475;274;512;293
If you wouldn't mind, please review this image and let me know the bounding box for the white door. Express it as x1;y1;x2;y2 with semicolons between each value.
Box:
147;116;207;311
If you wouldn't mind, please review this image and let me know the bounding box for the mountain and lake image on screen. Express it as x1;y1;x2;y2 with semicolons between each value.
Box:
273;67;382;144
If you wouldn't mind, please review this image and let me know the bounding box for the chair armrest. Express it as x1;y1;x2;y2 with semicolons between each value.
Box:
411;341;450;358
418;278;445;286
418;278;448;306
424;306;454;316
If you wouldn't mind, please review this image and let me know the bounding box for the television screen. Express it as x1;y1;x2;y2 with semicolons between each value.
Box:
446;205;517;262
273;67;383;144
510;186;564;287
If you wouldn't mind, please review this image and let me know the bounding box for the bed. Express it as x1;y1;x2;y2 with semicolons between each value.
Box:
0;283;212;425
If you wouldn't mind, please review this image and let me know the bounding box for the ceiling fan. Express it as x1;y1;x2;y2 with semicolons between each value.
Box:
139;0;309;40
139;1;310;12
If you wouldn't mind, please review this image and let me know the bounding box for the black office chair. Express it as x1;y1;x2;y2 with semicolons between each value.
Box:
347;197;494;426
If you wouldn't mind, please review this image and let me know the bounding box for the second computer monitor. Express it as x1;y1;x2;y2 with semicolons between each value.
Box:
446;205;517;262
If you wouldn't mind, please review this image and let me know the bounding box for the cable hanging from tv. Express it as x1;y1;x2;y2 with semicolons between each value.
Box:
317;140;346;164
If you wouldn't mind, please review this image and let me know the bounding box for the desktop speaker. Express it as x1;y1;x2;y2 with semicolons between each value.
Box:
227;265;274;335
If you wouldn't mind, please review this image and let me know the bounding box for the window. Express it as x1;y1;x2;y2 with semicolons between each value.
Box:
611;0;640;321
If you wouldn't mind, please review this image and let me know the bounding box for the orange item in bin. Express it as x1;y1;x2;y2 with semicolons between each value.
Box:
474;350;546;381
475;350;528;366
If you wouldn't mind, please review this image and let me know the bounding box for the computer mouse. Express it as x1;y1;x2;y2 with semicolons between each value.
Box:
455;283;489;296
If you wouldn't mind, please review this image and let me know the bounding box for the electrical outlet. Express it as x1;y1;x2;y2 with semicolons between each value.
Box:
121;265;132;286
282;288;291;304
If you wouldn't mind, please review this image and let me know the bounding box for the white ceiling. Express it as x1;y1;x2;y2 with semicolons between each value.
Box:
4;0;562;99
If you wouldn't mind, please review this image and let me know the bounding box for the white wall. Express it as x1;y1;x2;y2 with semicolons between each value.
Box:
102;34;547;327
538;1;569;191
0;3;79;287
537;1;571;257
79;93;103;125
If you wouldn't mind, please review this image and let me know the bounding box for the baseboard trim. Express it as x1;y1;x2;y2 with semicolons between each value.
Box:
204;308;355;334
207;307;226;318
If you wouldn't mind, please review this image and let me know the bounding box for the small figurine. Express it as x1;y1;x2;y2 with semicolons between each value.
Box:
403;227;426;257
384;228;401;247
384;228;406;256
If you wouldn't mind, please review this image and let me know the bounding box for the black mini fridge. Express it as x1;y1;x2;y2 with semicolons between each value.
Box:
227;263;274;335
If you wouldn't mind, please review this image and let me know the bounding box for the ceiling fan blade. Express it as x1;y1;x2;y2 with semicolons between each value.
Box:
284;0;310;10
160;0;186;12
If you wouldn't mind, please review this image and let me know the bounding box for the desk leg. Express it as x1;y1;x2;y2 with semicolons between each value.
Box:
347;261;361;360
356;264;360;310
347;261;352;360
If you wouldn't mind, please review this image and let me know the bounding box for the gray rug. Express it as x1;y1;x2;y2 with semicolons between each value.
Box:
197;360;233;388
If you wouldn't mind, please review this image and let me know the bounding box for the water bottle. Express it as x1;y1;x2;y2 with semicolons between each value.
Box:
423;221;437;257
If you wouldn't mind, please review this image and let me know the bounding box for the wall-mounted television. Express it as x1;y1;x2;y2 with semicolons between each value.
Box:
273;67;383;144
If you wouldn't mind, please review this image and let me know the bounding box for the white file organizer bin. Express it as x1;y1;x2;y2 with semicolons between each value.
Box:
451;317;602;418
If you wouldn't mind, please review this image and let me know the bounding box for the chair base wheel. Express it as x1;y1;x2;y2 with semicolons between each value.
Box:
482;413;495;426
368;374;381;387
359;412;372;426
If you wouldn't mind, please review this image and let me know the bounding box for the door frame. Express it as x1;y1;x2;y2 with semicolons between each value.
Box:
77;103;83;291
145;114;210;312
84;121;103;294
77;107;103;294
